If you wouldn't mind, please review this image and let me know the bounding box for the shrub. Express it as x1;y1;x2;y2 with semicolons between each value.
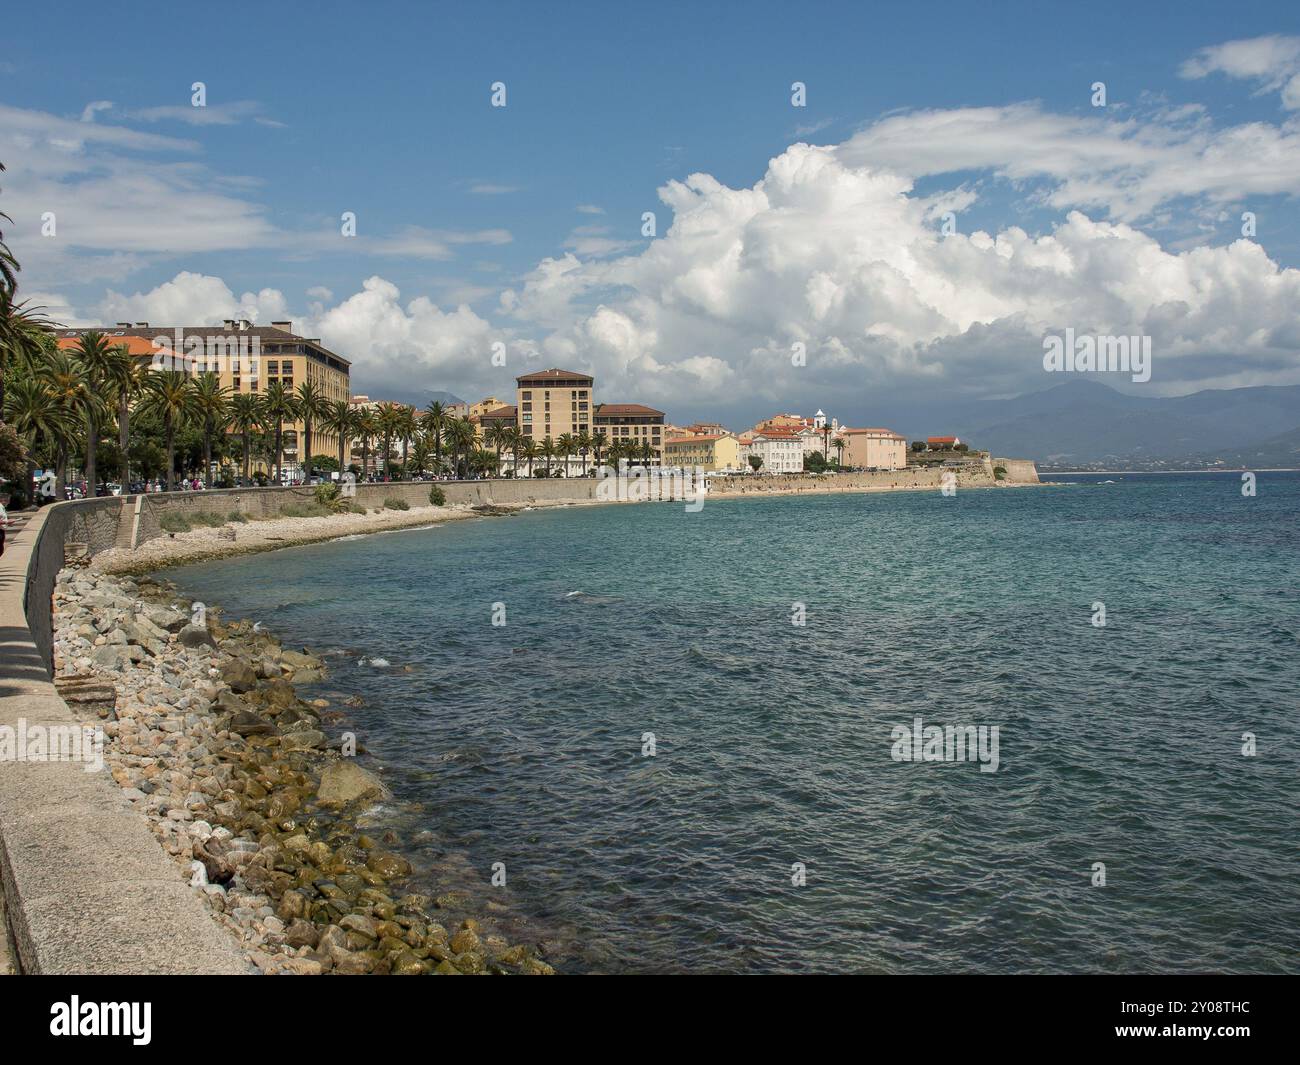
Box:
228;511;248;523
190;512;228;528
428;485;446;507
159;512;191;533
994;466;1008;481
383;496;410;511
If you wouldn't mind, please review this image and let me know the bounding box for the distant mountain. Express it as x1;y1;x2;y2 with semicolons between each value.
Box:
1194;426;1300;469
921;381;1300;466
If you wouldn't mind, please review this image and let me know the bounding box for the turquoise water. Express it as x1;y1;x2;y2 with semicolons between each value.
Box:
171;474;1300;973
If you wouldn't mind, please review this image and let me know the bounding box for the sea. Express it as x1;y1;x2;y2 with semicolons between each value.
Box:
168;472;1300;973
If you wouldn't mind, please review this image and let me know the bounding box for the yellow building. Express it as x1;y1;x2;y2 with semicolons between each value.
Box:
515;368;593;442
59;320;351;477
662;433;742;471
839;427;907;470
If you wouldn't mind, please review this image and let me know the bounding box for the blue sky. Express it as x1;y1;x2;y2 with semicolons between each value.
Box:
4;0;1300;426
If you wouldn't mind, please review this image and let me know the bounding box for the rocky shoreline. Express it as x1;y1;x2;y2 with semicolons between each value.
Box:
52;564;555;975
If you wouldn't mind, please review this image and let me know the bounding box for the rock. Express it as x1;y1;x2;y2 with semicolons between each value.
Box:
284;919;320;949
281;649;322;671
316;761;390;805
450;927;481;955
276;890;308;921
366;850;412;878
227;710;276;737
432;960;462;975
91;645;131;670
144;605;188;632
220;658;259;693
339;914;380;940
279;729;326;751
292;669;324;685
178;624;216;650
332;949;373;975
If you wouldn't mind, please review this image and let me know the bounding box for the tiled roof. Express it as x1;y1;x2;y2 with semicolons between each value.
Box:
595;403;665;416
515;367;593;382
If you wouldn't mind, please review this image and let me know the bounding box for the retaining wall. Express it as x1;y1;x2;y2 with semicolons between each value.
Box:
0;506;249;973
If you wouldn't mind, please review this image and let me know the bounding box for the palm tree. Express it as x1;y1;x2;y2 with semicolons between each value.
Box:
295;381;329;481
504;425;522;478
833;436;846;468
396;405;417;479
409;435;432;477
192;373;231;488
4;374;76;502
0;162;18;299
421;401;446;470
485;422;509;478
445;417;477;479
375;402;403;479
0;290;52;415
576;429;592;476
139;371;198;490
100;344;143;485
591;429;608;466
355;408;376;480
556;433;576;479
229;393;263;483
68;331;122;495
322;400;355;472
540;435;556;478
519;436;538;478
260;380;300;485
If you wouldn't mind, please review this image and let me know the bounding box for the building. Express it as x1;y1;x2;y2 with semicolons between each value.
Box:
593;403;666;464
468;396;507;420
57;319;351;479
742;427;804;473
681;421;730;437
841;428;907;470
662;433;742;472
515;368;593;443
927;435;961;449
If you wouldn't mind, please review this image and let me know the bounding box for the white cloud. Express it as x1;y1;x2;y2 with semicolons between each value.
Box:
576;204;605;214
1181;34;1300;108
469;183;520;195
500;141;1300;409
127;100;280;126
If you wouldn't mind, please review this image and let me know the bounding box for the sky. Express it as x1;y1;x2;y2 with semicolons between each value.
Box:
4;0;1300;429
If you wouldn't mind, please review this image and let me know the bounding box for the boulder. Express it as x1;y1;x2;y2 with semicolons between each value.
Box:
177;624;216;650
220;658;259;693
315;761;390;805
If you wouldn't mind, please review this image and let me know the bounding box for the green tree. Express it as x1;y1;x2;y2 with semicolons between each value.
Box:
139;371;199;490
295;381;329;479
4;374;75;501
322;399;356;472
261;380;300;484
68;331;122;494
229;393;263;483
192;372;231;488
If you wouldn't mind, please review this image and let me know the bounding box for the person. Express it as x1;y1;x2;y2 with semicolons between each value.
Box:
0;502;8;556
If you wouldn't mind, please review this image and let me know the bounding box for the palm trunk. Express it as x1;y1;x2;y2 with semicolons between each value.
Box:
84;410;98;497
203;424;213;489
165;419;176;490
118;393;130;485
275;421;283;484
303;421;312;479
243;431;251;482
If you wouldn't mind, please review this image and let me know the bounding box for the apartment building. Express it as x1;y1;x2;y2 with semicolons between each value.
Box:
593;403;665;464
742;428;804;473
57;319;351;478
662;433;742;472
515;368;594;442
840;428;908;470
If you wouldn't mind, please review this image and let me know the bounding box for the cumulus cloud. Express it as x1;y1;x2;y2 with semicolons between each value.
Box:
500;141;1300;410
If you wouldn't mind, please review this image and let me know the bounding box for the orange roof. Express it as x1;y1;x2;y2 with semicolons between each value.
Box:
58;334;158;356
665;434;728;445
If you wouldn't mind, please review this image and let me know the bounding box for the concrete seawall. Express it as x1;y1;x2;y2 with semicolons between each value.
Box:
0;507;249;973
